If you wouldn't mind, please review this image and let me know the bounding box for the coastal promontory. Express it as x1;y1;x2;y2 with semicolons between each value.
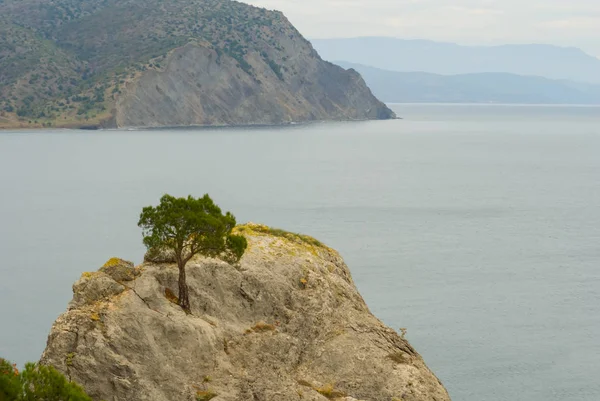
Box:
41;224;450;401
0;0;395;129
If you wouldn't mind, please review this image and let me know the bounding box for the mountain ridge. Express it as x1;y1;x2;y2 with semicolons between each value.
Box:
338;61;600;104
312;37;600;84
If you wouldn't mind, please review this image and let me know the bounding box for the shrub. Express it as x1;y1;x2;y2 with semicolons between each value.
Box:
267;59;283;80
0;358;92;401
0;359;20;401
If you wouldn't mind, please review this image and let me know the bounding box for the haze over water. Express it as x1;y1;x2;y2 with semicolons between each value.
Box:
1;104;599;401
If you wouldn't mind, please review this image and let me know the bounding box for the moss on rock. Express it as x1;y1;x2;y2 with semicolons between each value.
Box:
99;258;138;282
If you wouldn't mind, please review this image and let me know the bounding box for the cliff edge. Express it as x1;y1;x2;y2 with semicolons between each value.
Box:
41;224;449;401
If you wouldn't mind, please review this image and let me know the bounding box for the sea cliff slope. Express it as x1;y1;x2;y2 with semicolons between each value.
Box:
41;224;449;401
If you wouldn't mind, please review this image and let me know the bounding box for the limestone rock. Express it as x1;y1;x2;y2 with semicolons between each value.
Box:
42;224;450;401
69;272;125;309
99;258;139;282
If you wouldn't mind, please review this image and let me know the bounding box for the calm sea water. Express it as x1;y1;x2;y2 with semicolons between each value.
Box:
1;104;599;401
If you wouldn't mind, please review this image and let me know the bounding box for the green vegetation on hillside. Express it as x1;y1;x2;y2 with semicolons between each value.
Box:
0;0;301;128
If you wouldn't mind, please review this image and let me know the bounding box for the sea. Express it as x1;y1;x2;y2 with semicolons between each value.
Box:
1;103;599;401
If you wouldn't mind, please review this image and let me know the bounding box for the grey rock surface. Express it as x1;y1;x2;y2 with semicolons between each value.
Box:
41;224;449;401
99;258;139;282
115;23;396;128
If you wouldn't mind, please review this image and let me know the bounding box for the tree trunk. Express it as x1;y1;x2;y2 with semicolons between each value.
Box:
177;260;191;313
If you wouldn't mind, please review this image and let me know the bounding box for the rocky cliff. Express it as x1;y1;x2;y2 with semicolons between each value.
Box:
0;0;395;129
115;41;394;128
41;224;449;401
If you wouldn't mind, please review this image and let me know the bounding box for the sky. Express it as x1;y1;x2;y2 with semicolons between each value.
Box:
245;0;600;57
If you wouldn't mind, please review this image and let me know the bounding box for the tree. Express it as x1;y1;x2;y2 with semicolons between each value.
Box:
138;194;247;312
0;359;19;401
0;358;92;401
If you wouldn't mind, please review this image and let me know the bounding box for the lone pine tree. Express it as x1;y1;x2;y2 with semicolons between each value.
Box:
138;194;247;312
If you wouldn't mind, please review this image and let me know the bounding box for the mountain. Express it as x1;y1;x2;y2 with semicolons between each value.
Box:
41;224;451;401
312;38;600;84
339;62;600;104
0;1;394;129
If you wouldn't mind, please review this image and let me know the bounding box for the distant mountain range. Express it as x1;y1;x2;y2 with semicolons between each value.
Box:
312;37;600;84
337;62;600;104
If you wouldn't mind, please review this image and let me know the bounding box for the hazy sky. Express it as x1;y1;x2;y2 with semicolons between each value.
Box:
245;0;600;57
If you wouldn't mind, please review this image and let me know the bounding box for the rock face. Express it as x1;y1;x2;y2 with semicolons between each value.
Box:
115;41;395;128
41;224;449;401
